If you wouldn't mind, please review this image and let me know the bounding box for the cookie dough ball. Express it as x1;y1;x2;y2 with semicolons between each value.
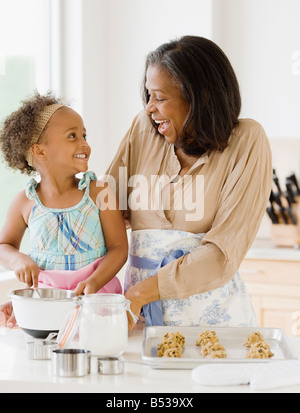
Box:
157;343;166;358
163;346;183;358
201;342;227;359
246;341;274;359
243;332;265;348
196;330;219;347
157;340;179;357
210;349;227;359
163;331;185;348
157;331;185;358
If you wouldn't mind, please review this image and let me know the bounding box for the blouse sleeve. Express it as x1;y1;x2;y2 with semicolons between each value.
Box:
157;122;273;300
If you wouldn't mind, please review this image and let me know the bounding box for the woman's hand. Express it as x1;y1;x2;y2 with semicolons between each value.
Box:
0;301;17;328
125;287;144;331
125;274;160;331
13;254;40;289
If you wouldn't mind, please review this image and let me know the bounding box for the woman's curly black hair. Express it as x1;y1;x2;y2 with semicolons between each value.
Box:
0;91;63;175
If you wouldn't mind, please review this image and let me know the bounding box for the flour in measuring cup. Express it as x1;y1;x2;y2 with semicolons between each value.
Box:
79;312;128;356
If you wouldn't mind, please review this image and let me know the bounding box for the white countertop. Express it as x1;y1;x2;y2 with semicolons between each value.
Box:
246;248;300;261
1;328;300;394
245;239;300;261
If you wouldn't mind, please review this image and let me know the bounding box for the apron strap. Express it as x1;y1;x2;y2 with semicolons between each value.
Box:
129;249;186;270
129;250;187;326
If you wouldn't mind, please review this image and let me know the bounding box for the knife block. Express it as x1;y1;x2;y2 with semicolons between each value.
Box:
271;197;300;248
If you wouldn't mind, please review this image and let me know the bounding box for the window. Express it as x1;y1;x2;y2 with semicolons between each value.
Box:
0;0;52;250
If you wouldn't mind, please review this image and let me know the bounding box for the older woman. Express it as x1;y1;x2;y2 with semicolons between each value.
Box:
106;36;272;330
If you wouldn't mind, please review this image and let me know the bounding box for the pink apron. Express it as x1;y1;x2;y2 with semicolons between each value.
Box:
38;257;122;294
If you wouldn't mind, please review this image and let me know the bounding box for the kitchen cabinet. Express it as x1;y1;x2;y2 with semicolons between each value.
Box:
240;248;300;337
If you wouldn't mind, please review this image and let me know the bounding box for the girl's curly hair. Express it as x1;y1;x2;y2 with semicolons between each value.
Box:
0;91;63;175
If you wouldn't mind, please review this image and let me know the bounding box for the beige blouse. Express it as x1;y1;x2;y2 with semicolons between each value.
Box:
105;111;273;300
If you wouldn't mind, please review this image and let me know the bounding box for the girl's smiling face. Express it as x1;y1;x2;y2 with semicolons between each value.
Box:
145;65;190;144
36;107;91;173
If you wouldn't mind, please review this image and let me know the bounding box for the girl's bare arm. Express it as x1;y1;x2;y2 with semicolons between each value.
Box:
0;191;39;288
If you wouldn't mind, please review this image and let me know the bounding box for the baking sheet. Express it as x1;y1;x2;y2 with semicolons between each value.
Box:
142;326;297;369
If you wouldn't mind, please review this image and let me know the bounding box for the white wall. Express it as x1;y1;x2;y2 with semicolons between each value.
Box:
96;0;213;173
213;0;300;140
59;0;213;175
59;0;300;176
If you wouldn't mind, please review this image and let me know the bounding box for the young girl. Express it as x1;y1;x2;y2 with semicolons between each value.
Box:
0;92;128;327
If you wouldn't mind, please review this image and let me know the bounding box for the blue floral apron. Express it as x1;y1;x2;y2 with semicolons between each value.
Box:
125;229;257;328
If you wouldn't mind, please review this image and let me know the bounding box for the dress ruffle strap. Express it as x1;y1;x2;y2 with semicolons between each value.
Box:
78;171;97;191
25;178;39;201
25;172;97;200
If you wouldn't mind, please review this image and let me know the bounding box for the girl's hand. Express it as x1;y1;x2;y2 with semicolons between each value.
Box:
0;301;17;328
74;279;99;296
13;254;40;289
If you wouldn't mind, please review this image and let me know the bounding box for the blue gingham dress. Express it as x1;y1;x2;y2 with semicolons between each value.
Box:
25;171;107;271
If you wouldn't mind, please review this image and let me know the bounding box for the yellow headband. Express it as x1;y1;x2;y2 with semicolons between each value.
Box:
26;104;65;167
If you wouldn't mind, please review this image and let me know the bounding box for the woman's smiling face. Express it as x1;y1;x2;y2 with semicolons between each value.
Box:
145;65;190;144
